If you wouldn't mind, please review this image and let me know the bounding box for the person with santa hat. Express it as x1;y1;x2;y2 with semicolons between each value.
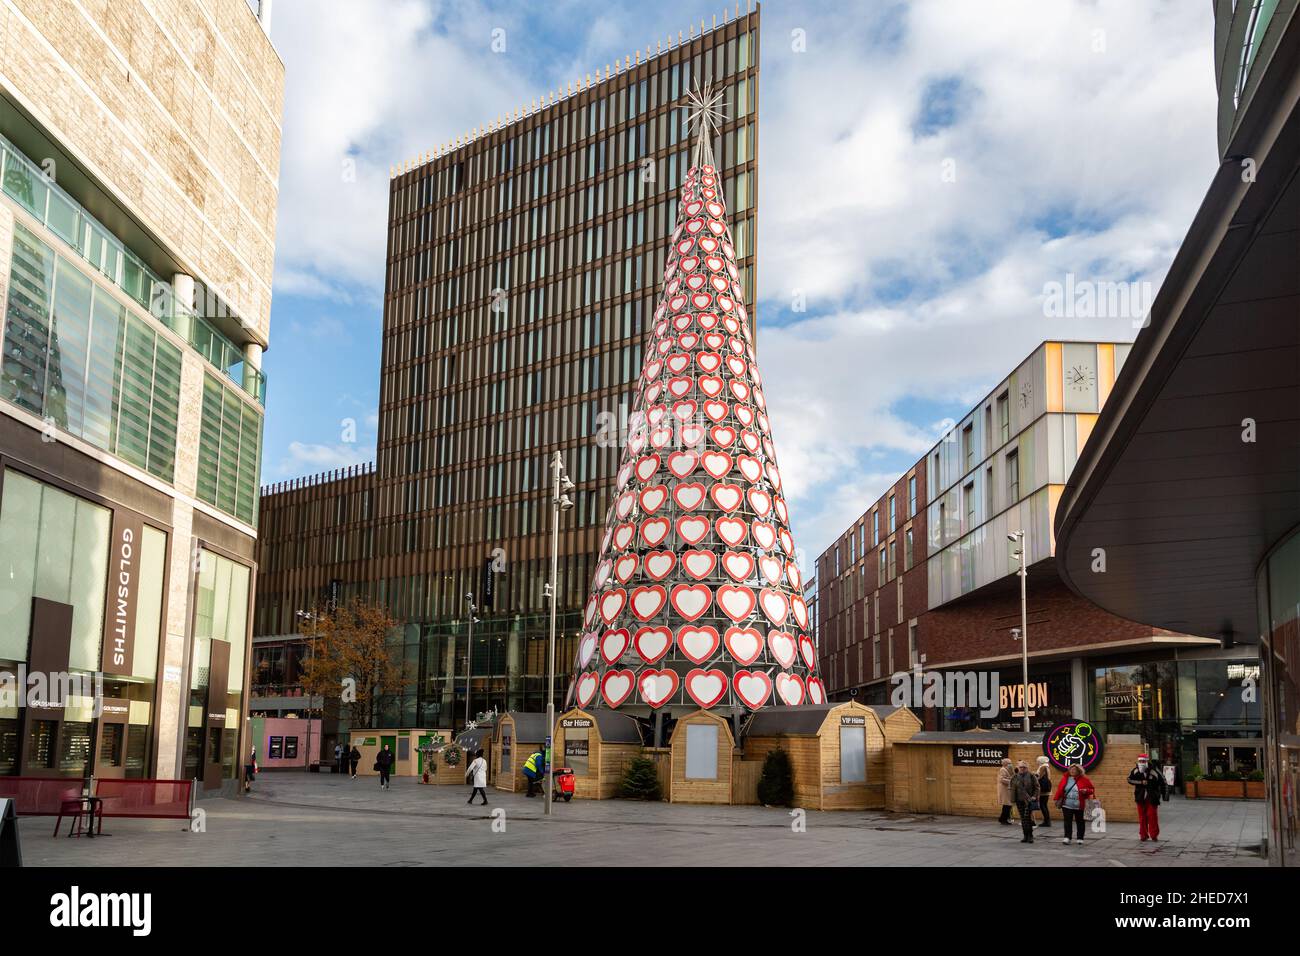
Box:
1127;753;1165;842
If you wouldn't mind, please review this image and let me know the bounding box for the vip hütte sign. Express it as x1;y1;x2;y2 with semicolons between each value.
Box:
571;84;819;714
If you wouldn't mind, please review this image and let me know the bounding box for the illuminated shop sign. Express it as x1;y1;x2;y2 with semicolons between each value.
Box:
1042;719;1104;771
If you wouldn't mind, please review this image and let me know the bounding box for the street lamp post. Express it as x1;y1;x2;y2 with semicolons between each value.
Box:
1008;530;1030;733
464;593;479;730
544;451;575;818
295;609;318;771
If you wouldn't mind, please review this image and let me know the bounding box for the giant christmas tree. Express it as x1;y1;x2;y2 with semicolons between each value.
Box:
572;84;822;724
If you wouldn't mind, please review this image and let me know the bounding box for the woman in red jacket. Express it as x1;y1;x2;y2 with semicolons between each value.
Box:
1053;764;1096;845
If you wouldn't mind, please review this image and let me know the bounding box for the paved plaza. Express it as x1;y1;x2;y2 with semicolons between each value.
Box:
16;773;1266;867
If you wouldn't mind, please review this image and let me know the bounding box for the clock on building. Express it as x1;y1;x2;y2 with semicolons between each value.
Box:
1062;343;1099;412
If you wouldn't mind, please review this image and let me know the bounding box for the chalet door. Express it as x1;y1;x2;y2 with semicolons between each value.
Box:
910;748;949;814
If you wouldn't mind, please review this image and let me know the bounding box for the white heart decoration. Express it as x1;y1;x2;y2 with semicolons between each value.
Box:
602;669;635;707
684;669;728;708
767;630;797;669
633;626;673;664
724;626;763;665
638;669;679;708
670;583;712;621
599;588;626;625
601;628;630;664
678;625;720;665
681;549;717;579
716;584;756;622
759;588;790;626
576;671;599;707
644;550;674;581
578;632;598;668
613;554;637;583
722;551;755;582
733;670;772;709
630;585;667;621
673;482;706;510
775;672;805;706
807;676;826;705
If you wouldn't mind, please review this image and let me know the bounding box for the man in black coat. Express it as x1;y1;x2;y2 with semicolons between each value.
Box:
376;745;395;790
348;745;361;779
1128;754;1164;842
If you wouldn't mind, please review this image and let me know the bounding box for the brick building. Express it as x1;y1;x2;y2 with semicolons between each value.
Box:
816;341;1262;783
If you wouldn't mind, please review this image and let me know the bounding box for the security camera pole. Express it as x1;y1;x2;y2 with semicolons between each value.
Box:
545;450;575;817
295;609;317;771
1008;529;1030;733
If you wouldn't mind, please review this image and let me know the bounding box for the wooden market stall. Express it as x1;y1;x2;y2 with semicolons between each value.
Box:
553;707;647;800
667;709;736;804
740;702;891;810
347;728;454;778
453;724;497;786
889;730;1144;823
493;712;549;793
865;704;923;807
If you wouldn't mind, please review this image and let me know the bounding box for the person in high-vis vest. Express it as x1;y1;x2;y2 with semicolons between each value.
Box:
522;747;546;797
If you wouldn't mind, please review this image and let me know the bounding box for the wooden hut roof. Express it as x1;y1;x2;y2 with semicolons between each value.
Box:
590;709;645;743
502;711;549;740
743;704;851;736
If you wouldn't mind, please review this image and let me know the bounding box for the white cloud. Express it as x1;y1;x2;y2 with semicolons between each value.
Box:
273;441;373;480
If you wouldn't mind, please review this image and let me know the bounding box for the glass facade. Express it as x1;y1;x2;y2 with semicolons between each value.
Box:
186;549;252;781
0;134;265;402
196;372;263;526
1258;526;1299;866
2;223;182;482
0;469;166;777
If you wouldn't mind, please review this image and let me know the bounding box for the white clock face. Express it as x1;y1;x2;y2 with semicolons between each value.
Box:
1067;365;1096;391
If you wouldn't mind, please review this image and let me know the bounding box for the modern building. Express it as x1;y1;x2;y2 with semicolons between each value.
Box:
0;0;283;790
1056;0;1298;865
816;342;1262;780
253;7;761;734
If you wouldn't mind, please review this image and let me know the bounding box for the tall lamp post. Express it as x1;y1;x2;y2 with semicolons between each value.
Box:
1008;529;1030;733
295;609;318;771
463;593;480;730
544;451;575;817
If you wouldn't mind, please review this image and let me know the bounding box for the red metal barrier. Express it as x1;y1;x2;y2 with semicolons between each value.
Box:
93;779;193;819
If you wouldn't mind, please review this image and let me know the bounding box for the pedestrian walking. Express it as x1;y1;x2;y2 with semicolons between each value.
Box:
996;757;1014;824
466;748;489;806
1053;764;1096;845
1011;760;1041;843
1128;753;1164;842
349;744;361;779
1035;755;1053;829
375;744;395;790
334;743;344;775
243;747;257;794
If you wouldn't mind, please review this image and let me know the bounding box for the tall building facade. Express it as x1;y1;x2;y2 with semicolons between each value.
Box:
816;342;1261;784
0;0;283;789
254;8;761;732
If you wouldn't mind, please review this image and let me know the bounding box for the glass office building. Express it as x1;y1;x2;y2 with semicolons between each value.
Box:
253;8;761;736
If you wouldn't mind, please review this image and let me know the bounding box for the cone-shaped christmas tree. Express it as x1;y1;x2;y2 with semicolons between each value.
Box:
572;83;822;718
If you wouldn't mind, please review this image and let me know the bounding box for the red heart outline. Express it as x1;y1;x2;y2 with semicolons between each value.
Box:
576;671;599;707
799;634;817;671
709;482;743;513
639;484;668;514
680;549;717;580
643;550;675;582
601;669;635;708
715;584;756;623
600;628;630;664
669;583;712;622
672;481;706;510
637;669;679;708
775;672;805;706
675;514;710;546
599;588;627;625
733;669;773;709
677;625;720;665
807;676;826;705
639;516;670;548
759;588;790;626
684;668;729;709
629;585;667;622
633;626;673;664
767;630;797;669
724;626;764;665
715;516;747;547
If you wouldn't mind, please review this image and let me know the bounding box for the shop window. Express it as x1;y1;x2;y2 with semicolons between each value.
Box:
0;718;20;775
58;721;92;775
98;723;124;767
685;723;718;780
125;725;148;778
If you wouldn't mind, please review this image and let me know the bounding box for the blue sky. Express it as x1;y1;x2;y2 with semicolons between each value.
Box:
261;0;1219;561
